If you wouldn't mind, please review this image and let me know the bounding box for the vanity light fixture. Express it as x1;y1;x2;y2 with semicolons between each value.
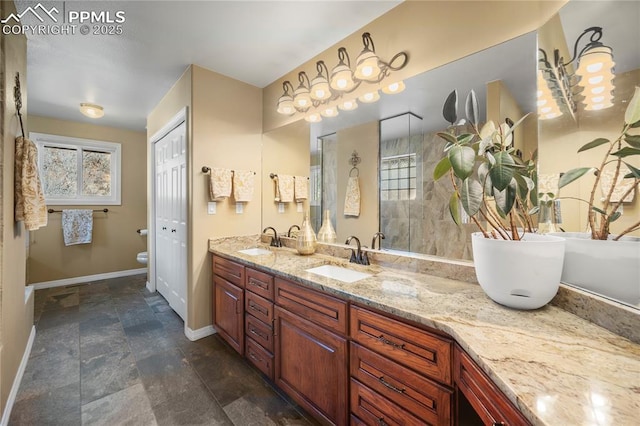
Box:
304;112;322;123
79;103;104;118
276;32;408;119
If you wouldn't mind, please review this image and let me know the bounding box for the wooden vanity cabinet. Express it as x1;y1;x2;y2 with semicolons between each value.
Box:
212;256;245;355
244;267;275;378
454;344;531;426
275;278;349;426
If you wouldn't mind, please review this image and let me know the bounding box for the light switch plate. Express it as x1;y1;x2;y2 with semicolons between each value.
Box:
278;203;285;213
236;203;244;214
207;202;216;215
296;202;303;213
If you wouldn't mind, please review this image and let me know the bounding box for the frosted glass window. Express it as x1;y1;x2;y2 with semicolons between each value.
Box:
32;133;121;205
380;153;416;201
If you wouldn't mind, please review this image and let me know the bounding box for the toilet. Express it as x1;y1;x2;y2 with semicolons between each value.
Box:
137;229;148;265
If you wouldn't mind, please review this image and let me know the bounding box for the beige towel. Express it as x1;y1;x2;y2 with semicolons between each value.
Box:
294;176;308;202
344;176;361;217
62;209;93;246
233;170;255;202
600;167;636;202
209;168;232;201
275;174;294;203
538;173;560;198
15;136;47;231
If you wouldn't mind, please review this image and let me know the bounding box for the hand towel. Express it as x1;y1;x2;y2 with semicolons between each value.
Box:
294;176;309;202
14;136;48;231
233;170;255;202
600;166;635;202
344;176;361;217
62;209;93;246
275;174;294;203
537;173;560;198
209;168;232;201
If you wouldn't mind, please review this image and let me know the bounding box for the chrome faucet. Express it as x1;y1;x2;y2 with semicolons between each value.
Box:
287;224;300;238
371;232;386;250
263;227;282;247
345;236;369;265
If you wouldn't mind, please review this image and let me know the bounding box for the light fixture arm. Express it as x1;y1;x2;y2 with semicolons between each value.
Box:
282;80;295;96
362;32;375;53
382;51;409;72
337;47;351;67
315;60;330;79
564;26;605;67
297;71;310;89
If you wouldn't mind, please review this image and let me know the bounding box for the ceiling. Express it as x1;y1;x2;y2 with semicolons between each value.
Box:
13;0;401;131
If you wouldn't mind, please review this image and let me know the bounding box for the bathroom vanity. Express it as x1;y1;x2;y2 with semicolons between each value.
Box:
209;236;640;426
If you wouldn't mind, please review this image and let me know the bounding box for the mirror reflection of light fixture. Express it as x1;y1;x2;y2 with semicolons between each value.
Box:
538;26;615;119
304;112;322;123
79;103;104;118
277;32;409;119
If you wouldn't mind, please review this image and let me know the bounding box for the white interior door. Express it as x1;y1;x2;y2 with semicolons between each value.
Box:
154;121;187;320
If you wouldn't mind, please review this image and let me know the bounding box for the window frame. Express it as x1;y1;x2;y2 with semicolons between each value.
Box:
31;132;122;205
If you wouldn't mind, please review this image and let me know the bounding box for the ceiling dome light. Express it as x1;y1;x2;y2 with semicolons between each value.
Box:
320;106;339;118
79;103;104;118
338;99;358;111
382;80;406;95
304;112;322;123
358;90;380;104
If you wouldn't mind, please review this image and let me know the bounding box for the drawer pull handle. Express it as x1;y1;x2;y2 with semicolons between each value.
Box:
249;351;262;363
492;423;506;426
377;418;388;426
249;326;268;340
378;335;405;350
249;302;268;315
248;278;268;289
379;376;405;394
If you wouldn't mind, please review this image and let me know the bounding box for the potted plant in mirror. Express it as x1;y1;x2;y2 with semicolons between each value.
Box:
434;90;565;310
555;86;640;305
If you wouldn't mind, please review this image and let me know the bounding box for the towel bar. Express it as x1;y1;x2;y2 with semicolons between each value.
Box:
202;166;255;175
270;173;308;180
47;208;108;213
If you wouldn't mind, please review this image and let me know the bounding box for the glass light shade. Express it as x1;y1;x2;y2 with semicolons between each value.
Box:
330;64;355;91
541;111;561;120
358;90;380;103
381;80;405;95
79;103;104;118
354;50;381;81
584;101;613;111
575;45;615;78
338;99;358;111
304;112;322;123
537;99;548;107
293;86;312;110
310;75;332;101
276;94;295;115
320;106;339;118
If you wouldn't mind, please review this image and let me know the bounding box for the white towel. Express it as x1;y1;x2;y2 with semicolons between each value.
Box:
233;170;255;202
344;176;361;217
275;175;294;203
14;136;47;231
62;209;93;246
294;176;309;202
209;168;232;201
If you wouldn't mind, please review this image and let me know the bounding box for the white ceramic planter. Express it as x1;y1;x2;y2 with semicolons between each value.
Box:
551;232;640;306
472;232;565;310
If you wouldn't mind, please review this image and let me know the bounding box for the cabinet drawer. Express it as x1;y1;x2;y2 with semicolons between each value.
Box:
246;267;274;300
213;256;245;287
275;278;348;335
245;314;274;353
350;343;451;425
246;337;274;379
245;291;274;324
454;346;531;426
350;379;425;426
350;306;452;385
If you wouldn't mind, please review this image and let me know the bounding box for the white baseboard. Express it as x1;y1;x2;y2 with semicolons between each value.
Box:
31;268;147;290
184;324;216;341
1;325;36;426
146;280;154;293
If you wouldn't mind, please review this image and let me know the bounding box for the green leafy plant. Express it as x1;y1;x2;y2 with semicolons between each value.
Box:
434;90;537;240
558;86;640;240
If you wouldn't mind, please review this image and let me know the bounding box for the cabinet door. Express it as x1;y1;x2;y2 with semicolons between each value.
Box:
274;306;348;426
213;275;244;355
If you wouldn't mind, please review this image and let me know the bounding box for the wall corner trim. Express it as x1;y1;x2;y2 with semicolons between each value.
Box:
1;326;36;426
184;324;216;341
30;268;147;290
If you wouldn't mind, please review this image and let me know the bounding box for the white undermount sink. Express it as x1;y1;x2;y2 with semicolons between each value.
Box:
306;265;372;283
238;248;272;256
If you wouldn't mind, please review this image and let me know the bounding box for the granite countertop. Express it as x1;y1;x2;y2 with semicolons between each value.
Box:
208;236;640;426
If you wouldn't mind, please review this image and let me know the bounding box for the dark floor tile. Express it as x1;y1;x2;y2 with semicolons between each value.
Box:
108;276;146;296
80;320;128;361
124;319;175;361
30;322;80;360
37;305;81;330
9;382;81;426
43;290;80;311
79;280;109;295
81;383;157;426
81;343;140;405
152;389;233;426
119;305;158;329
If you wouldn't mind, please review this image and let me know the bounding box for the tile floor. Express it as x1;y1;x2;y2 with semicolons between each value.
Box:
9;274;317;425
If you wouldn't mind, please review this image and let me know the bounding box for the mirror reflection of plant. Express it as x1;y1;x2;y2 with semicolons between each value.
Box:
558;86;640;240
434;90;537;241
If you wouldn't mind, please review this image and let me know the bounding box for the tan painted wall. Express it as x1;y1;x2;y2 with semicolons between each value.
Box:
0;0;34;415
262;120;310;234
263;0;567;132
336;121;379;243
26;117;147;283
